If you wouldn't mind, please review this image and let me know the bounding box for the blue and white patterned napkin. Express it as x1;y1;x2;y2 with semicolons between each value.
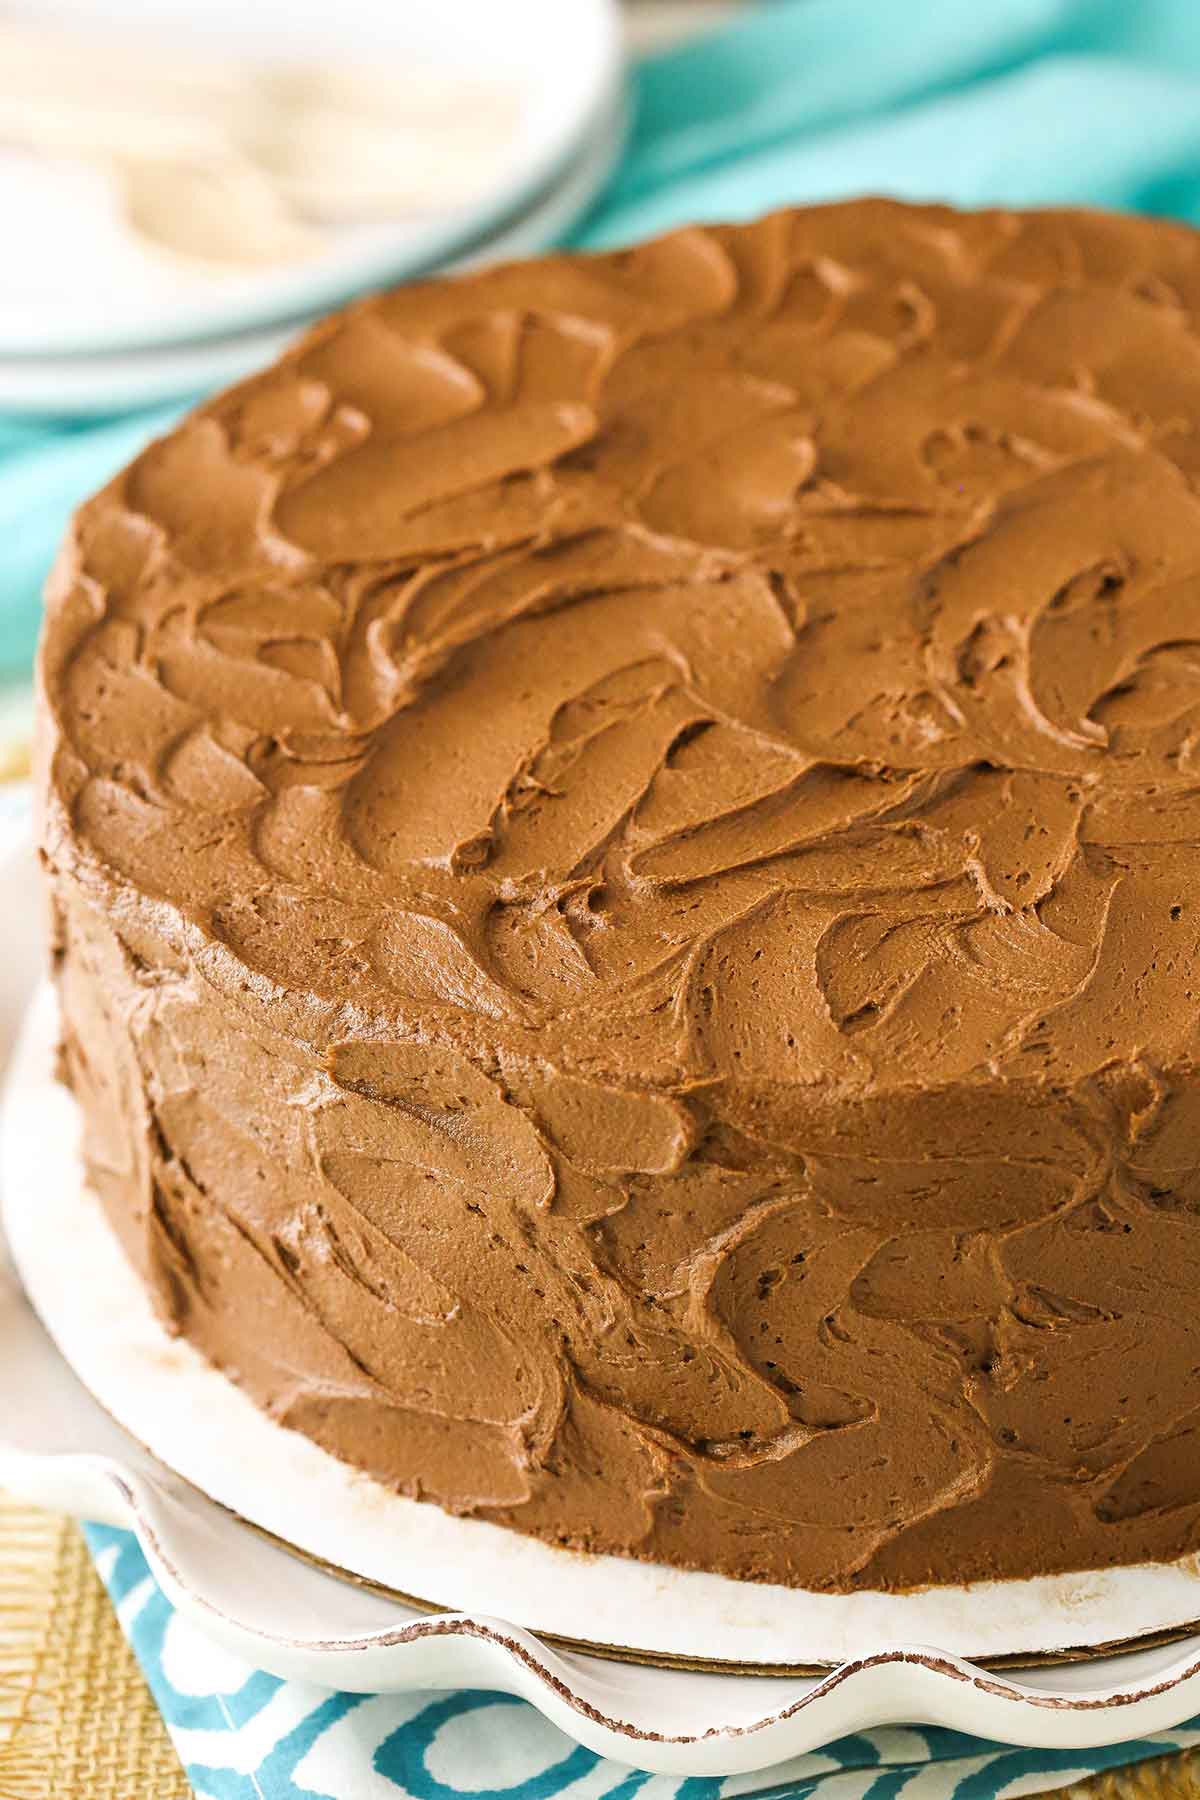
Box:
85;1524;1200;1800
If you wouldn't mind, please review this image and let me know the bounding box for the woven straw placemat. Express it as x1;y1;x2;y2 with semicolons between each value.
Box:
1;1492;1199;1800
0;1492;188;1799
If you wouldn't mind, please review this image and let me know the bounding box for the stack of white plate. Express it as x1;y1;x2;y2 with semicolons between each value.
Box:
0;0;624;416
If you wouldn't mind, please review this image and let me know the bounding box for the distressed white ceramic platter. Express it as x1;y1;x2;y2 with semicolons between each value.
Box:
0;91;626;416
5;819;1200;1772
0;0;622;356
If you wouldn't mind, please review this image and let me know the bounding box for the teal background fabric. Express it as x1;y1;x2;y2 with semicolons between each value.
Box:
8;0;1200;1787
0;407;179;679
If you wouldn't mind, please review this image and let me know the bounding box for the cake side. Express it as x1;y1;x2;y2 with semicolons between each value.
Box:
37;197;1200;1592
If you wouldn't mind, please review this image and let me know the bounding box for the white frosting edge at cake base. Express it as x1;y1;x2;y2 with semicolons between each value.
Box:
5;981;1200;1670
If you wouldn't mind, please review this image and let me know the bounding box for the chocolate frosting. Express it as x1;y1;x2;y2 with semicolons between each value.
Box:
38;199;1200;1592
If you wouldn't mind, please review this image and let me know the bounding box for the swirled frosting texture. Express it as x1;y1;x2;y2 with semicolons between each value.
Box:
38;200;1200;1592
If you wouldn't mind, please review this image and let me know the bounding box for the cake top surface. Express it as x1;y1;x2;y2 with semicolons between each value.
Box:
40;198;1200;1120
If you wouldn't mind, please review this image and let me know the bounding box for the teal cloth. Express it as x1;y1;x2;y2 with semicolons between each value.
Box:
10;0;1200;675
0;409;180;677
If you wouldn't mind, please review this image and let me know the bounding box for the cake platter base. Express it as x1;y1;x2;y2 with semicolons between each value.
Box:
9;983;1200;1768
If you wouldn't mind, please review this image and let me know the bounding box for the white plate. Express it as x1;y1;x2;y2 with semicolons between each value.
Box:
6;820;1200;1774
0;93;626;417
0;0;621;357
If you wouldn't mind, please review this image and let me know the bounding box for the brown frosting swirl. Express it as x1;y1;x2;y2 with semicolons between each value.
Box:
37;199;1200;1592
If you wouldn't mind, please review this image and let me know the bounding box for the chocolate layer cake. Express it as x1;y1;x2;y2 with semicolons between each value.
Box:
36;199;1200;1595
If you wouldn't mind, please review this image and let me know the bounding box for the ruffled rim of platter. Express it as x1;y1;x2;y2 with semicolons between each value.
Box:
7;984;1200;1679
